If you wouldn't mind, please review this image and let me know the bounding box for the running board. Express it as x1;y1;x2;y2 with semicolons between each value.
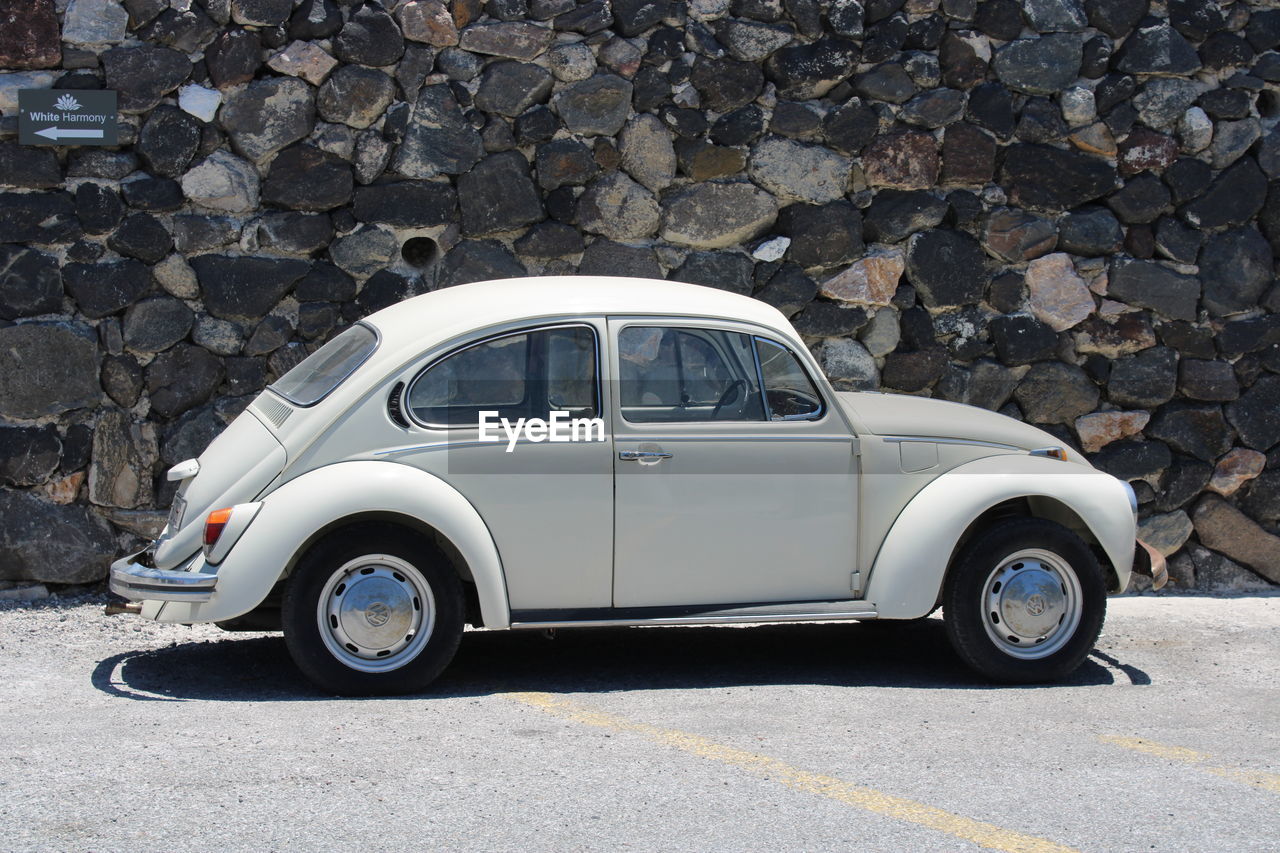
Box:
509;600;878;630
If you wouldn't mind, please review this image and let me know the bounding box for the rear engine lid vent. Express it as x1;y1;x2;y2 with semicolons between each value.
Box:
254;394;293;429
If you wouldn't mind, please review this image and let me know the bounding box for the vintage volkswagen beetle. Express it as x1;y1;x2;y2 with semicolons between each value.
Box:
110;277;1164;694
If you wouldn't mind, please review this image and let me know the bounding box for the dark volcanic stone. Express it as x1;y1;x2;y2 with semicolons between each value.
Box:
1081;34;1112;77
147;343;224;419
0;246;61;321
64;260;150;319
1015;97;1068;144
353;182;457;227
514;222;583;258
712;106;767;147
771;102;823;140
514;106;559;146
1218;316;1280;357
0;322;100;420
256;212;333;255
1107;259;1199;322
232;0;292;26
137;106;201;180
1199;33;1253;72
855;63;916;104
1227;374;1280;451
975;0;1023;39
554;0;612;33
691;57;765;113
1199;227;1273;318
317;65;398;129
353;270;418;317
1058;207;1124;255
577;240;660;279
102;46;192;113
190;255;311;323
75;183;125;236
1015;362;1100;425
296;263;356;302
121;177;184;211
108;213;173;264
392;85;484;179
205;29;262;88
1107;173;1171;225
1199;88;1254;122
1117;128;1178;178
1000;144;1118;211
334;3;405;67
1153;455;1212;512
1091;440;1172;482
262;146;354;212
905;229;986;308
535;138;598;190
1085;0;1147;39
0;425;59;487
290;0;342;38
122;297;194;354
1147;403;1233;460
764;37;860;99
0;491;115;585
0;193;77;245
778;202;864;269
1180;359;1239;402
791;302;870;337
987;272;1026;314
1159;320;1215;359
966;83;1016;139
1241;470;1280;525
475;60;554;117
459;151;544;236
1108;346;1178;408
1181;158;1267;230
1153;216;1202;264
1094;72;1136;115
1116;18;1201;75
554;75;634;137
756;263;817;317
993;34;1082;95
142;8;220;53
1164;157;1213;206
219;77;317;164
612;0;670;36
990;314;1057;365
0;0;60;69
671;252;755;295
942;123;996;185
822;101;878;155
173;215;240;252
863;190;948;243
438;240;527;287
939;31;988;90
67;151;139;181
882;349;948;392
0;144;60;190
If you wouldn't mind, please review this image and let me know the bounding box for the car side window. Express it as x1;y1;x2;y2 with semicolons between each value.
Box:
618;326;764;423
755;337;824;420
407;326;597;426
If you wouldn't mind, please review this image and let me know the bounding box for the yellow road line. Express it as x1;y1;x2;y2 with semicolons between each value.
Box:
1100;736;1280;795
508;692;1077;853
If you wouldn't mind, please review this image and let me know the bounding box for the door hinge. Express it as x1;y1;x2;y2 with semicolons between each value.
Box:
850;570;862;595
850;437;861;456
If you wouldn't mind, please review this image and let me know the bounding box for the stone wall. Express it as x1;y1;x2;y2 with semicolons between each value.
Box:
0;0;1278;594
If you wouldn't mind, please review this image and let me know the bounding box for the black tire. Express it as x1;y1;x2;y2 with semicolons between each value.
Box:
282;531;464;696
943;517;1106;684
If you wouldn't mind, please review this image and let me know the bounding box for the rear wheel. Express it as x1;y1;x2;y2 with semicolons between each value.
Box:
283;533;463;695
943;518;1105;683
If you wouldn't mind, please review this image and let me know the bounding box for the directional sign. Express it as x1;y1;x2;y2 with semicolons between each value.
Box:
19;90;118;147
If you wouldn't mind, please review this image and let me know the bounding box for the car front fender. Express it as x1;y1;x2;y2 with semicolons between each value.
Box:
150;460;511;628
865;454;1136;620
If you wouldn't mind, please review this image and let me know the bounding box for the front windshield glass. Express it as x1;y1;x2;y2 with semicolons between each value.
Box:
268;324;378;406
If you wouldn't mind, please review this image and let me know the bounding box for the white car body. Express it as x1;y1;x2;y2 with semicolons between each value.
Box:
110;277;1158;692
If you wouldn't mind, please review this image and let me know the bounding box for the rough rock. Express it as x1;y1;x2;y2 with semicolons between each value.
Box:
63;0;129;46
554;75;633;137
0;491;115;584
328;226;399;278
392;85;484;178
941;123;996;185
862;132;940;190
764;36;860;99
1116;19;1201;76
88;409;158;509
981;208;1057;262
190;255;311;324
121;297;194;355
1108;347;1178;409
1106;259;1199;322
146;344;224;419
458;21;554;60
181;150;260;213
578;172;659;241
819;245;904;306
1147;402;1234;461
0;425;61;487
267;40;338;86
1000;144;1118;210
219;77;316;164
1226;375;1280;452
1025;253;1093;331
1091;440;1172;483
102;45;192;113
1133;78;1200;130
777;202;863;270
0;323;99;419
63;260;149;320
397;0;459;46
1014;362;1100;425
1075;410;1149;453
353;182;456;227
334;3;405;67
1198;227;1272;318
1192;497;1280;584
205;29;262;88
1181;157;1266;230
619;115;677;193
791;302;871;338
993;35;1083;95
474;61;553;118
755;263;816;317
1138;510;1194;557
670;251;754;295
232;0;292;26
819;338;880;391
459;151;545;236
262;145;354;212
0;0;60;69
108;213;173;265
437;240;526;287
863;190;948;243
0;246;61;320
905;229;985;308
1207;449;1266;497
660;182;778;250
315;66;395;129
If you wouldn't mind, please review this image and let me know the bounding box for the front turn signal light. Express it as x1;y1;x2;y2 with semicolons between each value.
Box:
204;508;233;549
1029;446;1069;462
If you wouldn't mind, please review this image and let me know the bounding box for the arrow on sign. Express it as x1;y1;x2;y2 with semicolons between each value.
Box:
34;126;103;140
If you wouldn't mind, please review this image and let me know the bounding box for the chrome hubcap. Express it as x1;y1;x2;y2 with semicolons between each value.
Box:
981;549;1081;660
317;554;435;673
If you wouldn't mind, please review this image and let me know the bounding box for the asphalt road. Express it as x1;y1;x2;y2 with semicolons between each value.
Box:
0;593;1277;852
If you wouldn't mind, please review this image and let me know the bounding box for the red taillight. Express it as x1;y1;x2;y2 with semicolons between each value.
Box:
204;508;233;549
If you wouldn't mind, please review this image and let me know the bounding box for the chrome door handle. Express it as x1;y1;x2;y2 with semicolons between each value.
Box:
618;450;673;461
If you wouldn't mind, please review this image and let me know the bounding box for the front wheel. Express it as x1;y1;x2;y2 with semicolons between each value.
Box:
282;532;463;696
943;518;1106;683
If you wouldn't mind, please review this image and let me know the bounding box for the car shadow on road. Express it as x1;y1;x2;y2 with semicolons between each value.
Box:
91;618;1151;702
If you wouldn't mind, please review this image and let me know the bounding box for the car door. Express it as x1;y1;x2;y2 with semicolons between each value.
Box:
395;321;615;610
609;318;860;608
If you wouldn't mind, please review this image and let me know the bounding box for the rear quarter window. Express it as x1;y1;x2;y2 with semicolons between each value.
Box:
268;324;378;406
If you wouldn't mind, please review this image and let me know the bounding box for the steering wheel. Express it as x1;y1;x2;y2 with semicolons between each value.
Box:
711;379;746;418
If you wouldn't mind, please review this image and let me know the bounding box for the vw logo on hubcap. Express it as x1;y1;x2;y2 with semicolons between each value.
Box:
1025;594;1047;617
365;601;391;627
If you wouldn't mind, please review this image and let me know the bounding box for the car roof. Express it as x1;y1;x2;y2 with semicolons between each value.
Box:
363;276;800;352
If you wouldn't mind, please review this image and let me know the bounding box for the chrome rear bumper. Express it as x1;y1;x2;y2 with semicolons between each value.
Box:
109;550;218;602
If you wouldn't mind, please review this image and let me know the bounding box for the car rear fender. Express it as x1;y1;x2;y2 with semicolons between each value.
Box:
865;454;1136;619
152;460;511;628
